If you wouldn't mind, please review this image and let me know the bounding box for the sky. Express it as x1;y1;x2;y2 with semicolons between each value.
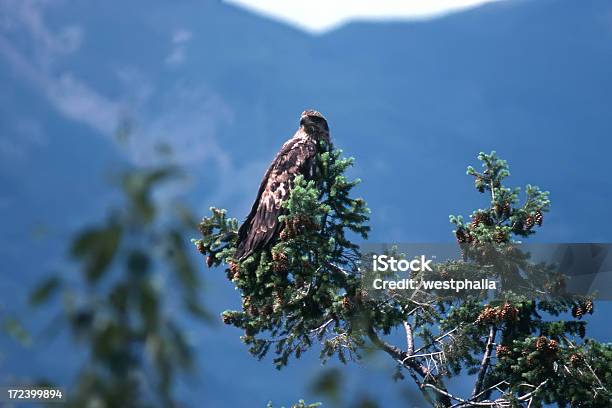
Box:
224;0;505;32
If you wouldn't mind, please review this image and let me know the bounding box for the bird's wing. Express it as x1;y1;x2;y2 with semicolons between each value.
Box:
235;136;317;260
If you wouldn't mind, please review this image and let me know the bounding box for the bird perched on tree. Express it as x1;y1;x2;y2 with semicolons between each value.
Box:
234;110;331;261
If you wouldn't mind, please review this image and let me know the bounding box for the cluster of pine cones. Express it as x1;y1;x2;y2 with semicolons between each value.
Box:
455;228;474;244
528;336;559;368
272;251;289;273
455;211;504;244
569;353;583;366
242;295;275;318
535;336;558;353
493;229;508;243
471;212;493;229
226;261;241;280
496;344;511;357
572;299;594;318
522;210;544;232
456;207;544;243
280;214;320;241
494;201;512;218
475;303;519;324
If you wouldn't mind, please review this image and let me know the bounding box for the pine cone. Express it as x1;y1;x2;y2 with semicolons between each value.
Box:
196;241;206;254
493;230;507;243
524;216;535;230
503;202;512;217
476;305;498;324
471;212;492;229
222;313;233;325
342;296;352;310
535;210;543;226
227;261;241;280
494;203;502;216
570;353;582;366
272;251;289;273
500;303;518;322
584;299;594;314
206;255;214;268
456;228;475;244
286;214;318;236
535;336;548;352
455;228;468;243
496;344;511;356
572;304;584;318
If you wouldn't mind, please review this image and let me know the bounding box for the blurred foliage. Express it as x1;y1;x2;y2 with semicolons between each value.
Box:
309;368;343;406
30;163;209;408
1;314;31;347
308;367;380;408
197;148;612;407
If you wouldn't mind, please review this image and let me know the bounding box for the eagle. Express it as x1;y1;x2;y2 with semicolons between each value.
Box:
234;110;331;261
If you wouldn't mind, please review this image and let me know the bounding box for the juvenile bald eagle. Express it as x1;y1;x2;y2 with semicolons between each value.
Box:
234;110;331;261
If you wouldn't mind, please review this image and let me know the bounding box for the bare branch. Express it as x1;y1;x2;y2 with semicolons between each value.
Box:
414;327;460;354
310;318;333;335
368;328;452;407
403;321;414;355
472;325;497;399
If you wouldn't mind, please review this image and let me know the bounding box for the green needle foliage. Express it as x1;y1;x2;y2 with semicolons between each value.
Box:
196;150;371;368
196;149;612;407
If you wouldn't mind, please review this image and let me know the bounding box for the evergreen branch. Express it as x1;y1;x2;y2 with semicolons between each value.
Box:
561;335;610;395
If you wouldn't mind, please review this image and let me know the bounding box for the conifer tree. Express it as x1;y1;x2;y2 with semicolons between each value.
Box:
196;149;612;407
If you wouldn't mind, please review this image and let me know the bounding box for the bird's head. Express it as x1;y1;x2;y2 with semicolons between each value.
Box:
300;109;331;145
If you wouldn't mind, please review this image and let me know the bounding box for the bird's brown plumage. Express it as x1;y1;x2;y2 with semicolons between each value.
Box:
234;110;330;261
